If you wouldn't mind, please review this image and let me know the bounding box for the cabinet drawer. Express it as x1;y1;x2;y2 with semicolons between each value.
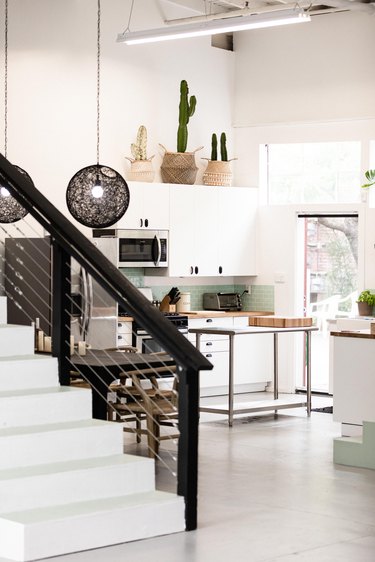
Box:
200;351;229;389
117;321;132;334
188;316;232;341
197;339;228;352
117;333;132;346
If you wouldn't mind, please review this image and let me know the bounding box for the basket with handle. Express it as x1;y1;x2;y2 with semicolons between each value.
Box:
160;145;203;185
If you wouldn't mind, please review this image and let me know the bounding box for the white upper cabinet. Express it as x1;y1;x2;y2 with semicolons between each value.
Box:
217;187;258;276
169;185;257;277
116;182;170;230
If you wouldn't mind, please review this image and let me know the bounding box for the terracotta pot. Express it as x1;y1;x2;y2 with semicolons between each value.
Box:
357;301;373;316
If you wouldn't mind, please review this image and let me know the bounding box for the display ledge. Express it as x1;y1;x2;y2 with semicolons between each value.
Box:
330;330;375;339
118;311;273;321
185;310;273;319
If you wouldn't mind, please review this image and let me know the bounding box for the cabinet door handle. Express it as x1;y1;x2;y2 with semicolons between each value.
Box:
205;341;213;346
206;318;213;323
219;266;223;274
205;353;212;358
190;266;194;275
140;218;143;227
145;218;149;227
195;266;198;274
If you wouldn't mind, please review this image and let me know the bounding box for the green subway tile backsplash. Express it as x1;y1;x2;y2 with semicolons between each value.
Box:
118;269;274;312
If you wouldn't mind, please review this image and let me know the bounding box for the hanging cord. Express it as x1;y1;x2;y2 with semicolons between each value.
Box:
124;0;135;33
96;0;101;166
4;0;8;158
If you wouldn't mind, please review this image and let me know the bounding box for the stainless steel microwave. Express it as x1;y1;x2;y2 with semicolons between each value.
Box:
92;229;168;268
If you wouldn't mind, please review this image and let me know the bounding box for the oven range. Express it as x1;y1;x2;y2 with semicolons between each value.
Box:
119;311;189;354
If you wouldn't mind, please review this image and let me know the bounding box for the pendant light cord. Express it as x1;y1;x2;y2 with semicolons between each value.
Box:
4;0;8;159
96;0;101;166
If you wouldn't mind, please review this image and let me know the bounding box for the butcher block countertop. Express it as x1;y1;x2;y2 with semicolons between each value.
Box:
331;330;375;339
185;311;273;319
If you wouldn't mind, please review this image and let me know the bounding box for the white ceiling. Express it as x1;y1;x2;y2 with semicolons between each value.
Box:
160;0;375;20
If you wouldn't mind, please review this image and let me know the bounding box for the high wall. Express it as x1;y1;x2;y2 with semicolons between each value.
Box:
0;0;235;235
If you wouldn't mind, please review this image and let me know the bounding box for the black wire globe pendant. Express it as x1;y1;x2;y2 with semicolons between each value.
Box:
66;164;130;228
0;165;30;223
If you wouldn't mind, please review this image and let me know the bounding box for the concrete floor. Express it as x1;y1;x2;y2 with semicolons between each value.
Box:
37;396;375;562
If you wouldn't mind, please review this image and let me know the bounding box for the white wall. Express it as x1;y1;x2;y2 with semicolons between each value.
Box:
232;11;375;391
233;11;375;126
0;0;235;234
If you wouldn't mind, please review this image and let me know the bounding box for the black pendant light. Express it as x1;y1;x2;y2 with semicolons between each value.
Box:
66;0;129;228
0;0;31;223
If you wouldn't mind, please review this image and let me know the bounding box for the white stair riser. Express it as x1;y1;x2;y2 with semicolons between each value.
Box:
0;357;58;391
0;326;34;357
0;497;185;561
0;461;155;513
0;423;124;470
0;388;92;428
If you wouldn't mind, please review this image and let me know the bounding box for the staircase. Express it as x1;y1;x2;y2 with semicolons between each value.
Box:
0;325;185;562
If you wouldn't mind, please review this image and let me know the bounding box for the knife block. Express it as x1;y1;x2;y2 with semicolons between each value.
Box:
159;295;176;312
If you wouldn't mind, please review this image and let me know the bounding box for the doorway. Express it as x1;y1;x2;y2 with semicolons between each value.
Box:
297;214;358;393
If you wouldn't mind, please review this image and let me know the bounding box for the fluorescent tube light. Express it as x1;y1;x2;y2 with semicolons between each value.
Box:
117;9;311;45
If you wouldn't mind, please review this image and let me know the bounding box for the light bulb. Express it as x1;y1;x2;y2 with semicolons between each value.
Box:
0;186;10;197
91;179;103;199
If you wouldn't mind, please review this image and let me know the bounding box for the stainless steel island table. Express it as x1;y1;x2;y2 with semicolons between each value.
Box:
189;325;318;426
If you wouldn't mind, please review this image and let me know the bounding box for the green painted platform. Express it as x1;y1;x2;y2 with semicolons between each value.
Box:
334;421;375;470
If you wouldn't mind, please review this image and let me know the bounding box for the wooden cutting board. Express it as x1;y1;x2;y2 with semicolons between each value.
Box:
248;316;313;328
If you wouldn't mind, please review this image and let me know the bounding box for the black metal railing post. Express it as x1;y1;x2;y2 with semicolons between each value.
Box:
177;366;200;531
52;241;71;386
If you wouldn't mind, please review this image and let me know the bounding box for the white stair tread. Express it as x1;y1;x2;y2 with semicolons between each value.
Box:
0;418;109;438
0;453;152;481
0;354;55;364
2;491;183;523
0;386;88;399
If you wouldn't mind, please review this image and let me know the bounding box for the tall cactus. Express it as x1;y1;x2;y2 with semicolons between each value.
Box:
177;80;197;153
211;133;218;161
220;132;228;162
131;125;148;161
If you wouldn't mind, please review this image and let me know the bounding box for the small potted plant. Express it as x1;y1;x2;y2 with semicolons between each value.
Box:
126;125;155;182
160;80;202;185
202;132;236;187
357;290;375;316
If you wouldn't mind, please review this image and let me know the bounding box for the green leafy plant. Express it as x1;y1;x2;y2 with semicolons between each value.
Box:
361;169;375;189
177;80;197;153
357;290;375;305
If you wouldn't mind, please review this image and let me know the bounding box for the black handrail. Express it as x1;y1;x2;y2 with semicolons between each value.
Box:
0;152;213;532
0;153;212;373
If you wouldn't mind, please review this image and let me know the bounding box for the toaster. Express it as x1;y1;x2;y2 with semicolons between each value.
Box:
203;292;242;311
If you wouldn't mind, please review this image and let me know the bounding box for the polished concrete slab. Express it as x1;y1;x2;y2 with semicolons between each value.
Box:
8;396;375;562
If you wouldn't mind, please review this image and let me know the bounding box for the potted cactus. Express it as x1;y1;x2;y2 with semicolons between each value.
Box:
202;132;236;187
160;80;202;185
126;125;155;182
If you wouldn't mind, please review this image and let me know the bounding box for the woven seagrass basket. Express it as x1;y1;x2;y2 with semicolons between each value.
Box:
203;160;232;187
127;158;155;183
160;146;203;185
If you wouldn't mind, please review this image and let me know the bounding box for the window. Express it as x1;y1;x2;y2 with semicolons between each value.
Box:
266;142;361;204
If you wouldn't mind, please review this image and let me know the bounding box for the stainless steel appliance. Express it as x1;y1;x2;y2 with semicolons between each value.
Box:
92;229;168;268
4;237;118;349
70;261;117;349
131;312;189;354
203;292;242;311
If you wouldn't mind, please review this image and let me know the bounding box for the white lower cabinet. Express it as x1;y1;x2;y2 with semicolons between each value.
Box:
117;321;132;347
189;316;272;397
